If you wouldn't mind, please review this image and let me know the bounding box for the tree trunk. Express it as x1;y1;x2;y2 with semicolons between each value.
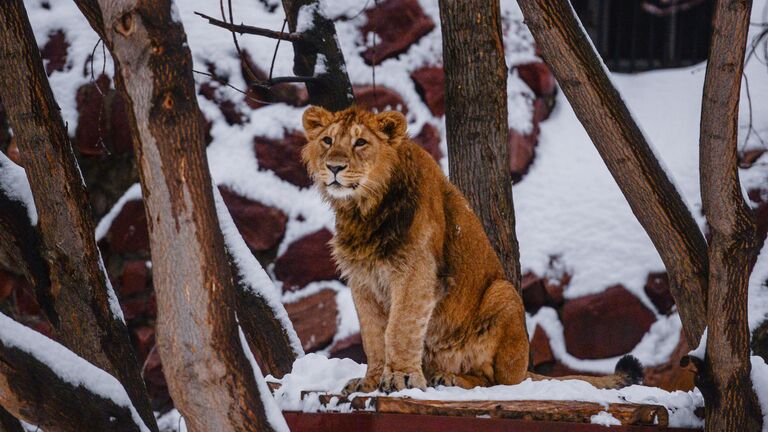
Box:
282;0;354;111
0;2;157;430
438;0;522;291
516;0;709;347
699;0;762;430
73;1;279;430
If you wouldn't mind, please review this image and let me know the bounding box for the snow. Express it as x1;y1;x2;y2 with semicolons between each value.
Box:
751;356;768;431
238;328;290;432
590;411;622;427
689;328;708;360
213;186;304;356
0;312;150;432
94;183;143;241
272;353;704;428
0;152;38;225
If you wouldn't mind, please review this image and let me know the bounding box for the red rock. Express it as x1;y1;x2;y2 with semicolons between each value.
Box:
74;75;111;157
110;91;134;154
329;333;367;364
522;272;548;313
412;123;443;162
533;95;555;124
521;270;566;313
120;260;150;297
509;127;539;182
121;293;156;321
143;348;171;410
0;270;14;301
354;85;408;114
530;325;554;368
219;187;288;252
644;272;675;315
562;285;656;360
254;131;312;188
411;67;444;117
516;62;557;96
748;188;768;244
6;138;21;166
739;148;766;169
274;229;339;291
41;30;68;76
107;200;150;253
360;0;435;65
13;279;41;317
132;326;155;363
643;330;694;391
284;288;338;352
198;82;244;125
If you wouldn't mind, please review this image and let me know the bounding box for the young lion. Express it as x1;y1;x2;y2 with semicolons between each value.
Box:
301;105;642;393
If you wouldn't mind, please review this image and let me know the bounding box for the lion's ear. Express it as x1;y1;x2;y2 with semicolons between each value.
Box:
376;111;407;141
302;106;332;138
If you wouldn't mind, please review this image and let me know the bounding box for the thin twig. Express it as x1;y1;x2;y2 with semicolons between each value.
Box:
269;19;288;81
195;11;304;42
255;76;318;87
221;0;259;84
192;69;274;105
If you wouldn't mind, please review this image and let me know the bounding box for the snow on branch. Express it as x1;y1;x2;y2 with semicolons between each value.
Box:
0;312;149;432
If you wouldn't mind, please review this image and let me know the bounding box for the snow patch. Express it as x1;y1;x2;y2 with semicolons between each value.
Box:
0;152;38;225
590;411;622;427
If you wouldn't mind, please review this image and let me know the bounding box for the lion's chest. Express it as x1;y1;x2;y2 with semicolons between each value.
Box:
333;244;396;310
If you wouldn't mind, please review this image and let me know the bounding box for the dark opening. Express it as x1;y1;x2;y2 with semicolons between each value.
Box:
572;0;714;72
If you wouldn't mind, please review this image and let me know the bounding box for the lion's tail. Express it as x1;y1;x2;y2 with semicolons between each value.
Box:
525;355;644;389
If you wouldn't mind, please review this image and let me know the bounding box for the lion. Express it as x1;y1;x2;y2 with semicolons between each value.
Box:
300;105;643;393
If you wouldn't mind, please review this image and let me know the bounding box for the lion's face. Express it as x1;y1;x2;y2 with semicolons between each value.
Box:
301;106;407;203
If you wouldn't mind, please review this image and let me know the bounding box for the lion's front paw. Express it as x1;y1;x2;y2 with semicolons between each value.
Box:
341;376;379;395
379;370;427;393
428;372;456;387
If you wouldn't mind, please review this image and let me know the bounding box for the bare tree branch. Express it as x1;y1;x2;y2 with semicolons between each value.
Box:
195;11;304;42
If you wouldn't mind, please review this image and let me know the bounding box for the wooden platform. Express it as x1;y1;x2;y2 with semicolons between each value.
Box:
283;392;703;432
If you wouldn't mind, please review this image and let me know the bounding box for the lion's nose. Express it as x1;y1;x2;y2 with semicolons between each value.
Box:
327;164;347;175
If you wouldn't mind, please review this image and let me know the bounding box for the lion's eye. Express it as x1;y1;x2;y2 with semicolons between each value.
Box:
354;138;367;148
322;137;332;145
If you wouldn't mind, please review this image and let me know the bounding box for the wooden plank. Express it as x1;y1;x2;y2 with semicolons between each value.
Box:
283;412;701;432
308;394;669;427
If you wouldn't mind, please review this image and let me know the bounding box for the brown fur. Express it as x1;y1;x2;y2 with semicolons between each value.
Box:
301;106;640;393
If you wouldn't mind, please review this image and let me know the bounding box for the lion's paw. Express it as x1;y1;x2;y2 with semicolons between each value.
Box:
379;370;427;393
341;376;379;395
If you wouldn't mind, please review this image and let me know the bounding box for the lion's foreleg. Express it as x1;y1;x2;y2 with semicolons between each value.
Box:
380;255;437;392
342;284;387;394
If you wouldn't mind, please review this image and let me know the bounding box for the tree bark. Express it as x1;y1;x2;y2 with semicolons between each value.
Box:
232;260;299;378
282;0;354;111
0;2;157;430
699;0;762;430
516;0;709;347
73;1;279;430
438;0;522;291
